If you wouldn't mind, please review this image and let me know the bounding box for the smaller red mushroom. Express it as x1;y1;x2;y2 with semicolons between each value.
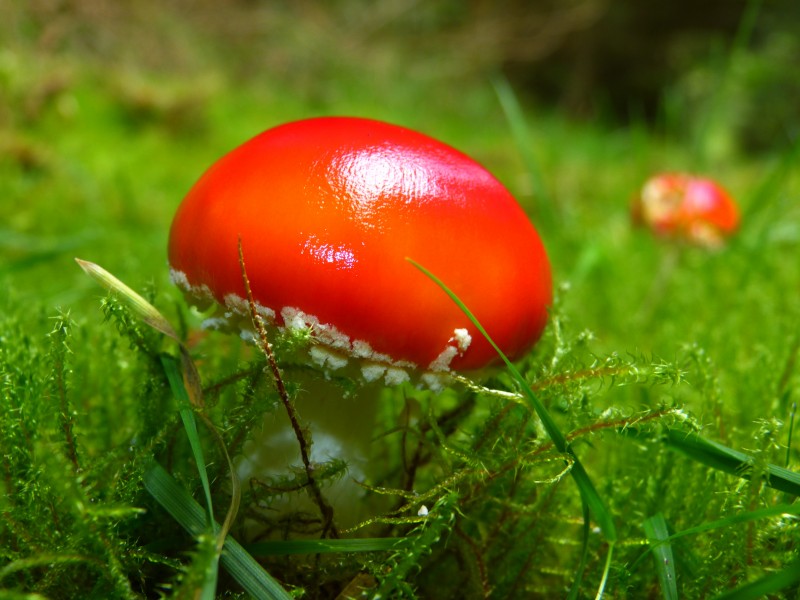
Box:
633;173;740;247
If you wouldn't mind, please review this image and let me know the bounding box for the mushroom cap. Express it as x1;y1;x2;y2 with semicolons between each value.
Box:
168;117;551;379
635;173;739;246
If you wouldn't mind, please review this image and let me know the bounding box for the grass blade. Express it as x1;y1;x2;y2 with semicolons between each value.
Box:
408;258;616;542
689;0;762;166
671;503;800;541
784;399;796;469
643;513;678;600
663;428;800;496
246;537;405;556
712;555;800;600
144;462;292;600
77;259;249;596
160;354;217;529
595;543;614;600
160;354;219;599
491;74;552;221
75;258;180;341
630;503;800;575
566;506;592;600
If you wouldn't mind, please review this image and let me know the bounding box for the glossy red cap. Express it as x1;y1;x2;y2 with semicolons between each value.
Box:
168;117;551;382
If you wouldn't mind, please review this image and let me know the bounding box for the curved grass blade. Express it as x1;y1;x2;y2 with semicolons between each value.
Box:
566;505;591;600
409;258;616;599
161;354;216;531
407;258;616;543
162;356;220;599
75;258;180;340
144;462;292;600
76;258;245;596
643;513;678;600
630;503;800;574
595;543;615;600
662;428;800;496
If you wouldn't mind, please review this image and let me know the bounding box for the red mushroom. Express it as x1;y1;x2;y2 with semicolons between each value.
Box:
169;116;551;386
633;173;740;247
168;116;552;532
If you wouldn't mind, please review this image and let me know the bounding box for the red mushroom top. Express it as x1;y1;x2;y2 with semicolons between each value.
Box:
635;173;740;247
168;117;551;384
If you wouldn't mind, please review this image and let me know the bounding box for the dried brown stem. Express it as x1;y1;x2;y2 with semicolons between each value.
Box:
454;524;490;598
237;237;338;538
54;355;80;472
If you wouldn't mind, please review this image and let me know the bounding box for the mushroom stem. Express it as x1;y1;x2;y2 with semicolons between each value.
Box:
239;239;339;537
237;240;390;537
234;378;390;538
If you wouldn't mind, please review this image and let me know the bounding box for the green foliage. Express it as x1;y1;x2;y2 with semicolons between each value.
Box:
2;3;799;598
0;303;161;599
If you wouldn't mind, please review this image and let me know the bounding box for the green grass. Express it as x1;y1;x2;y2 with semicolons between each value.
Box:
2;4;800;599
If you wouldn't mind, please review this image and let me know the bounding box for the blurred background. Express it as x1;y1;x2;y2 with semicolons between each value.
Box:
1;0;798;351
1;0;799;340
2;0;798;330
4;0;799;141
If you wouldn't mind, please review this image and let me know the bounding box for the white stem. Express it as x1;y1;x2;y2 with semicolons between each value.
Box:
234;378;390;537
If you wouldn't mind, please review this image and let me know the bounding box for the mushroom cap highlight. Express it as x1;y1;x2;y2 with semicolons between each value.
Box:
168;116;551;379
635;173;740;246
